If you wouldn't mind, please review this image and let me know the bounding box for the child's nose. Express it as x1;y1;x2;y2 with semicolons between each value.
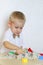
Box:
17;29;21;32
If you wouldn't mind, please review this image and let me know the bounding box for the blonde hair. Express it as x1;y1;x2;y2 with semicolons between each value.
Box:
9;11;26;23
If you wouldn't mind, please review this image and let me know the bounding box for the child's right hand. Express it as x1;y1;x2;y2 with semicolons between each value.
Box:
16;48;24;54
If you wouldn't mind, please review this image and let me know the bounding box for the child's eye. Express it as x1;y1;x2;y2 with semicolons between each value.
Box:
20;27;22;29
15;27;18;28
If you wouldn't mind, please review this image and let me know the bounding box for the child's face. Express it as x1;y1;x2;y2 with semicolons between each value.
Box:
10;19;25;36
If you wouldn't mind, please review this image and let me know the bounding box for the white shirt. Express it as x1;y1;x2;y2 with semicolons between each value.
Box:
0;28;26;53
3;28;24;47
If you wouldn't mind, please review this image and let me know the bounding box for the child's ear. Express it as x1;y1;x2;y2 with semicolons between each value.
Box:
8;21;12;27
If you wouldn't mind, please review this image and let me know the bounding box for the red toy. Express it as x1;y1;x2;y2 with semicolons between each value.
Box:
28;48;33;53
39;53;43;56
28;48;43;56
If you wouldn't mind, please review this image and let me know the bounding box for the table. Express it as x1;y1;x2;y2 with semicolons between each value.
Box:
0;58;43;65
0;52;43;65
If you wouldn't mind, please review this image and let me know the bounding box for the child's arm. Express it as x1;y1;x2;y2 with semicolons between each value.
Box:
3;41;20;50
3;41;24;54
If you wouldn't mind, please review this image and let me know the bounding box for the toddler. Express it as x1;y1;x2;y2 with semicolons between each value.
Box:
2;11;26;55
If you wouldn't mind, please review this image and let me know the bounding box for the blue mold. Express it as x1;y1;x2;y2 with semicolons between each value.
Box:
38;56;43;60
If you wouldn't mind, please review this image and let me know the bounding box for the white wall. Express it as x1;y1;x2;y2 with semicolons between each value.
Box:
0;0;43;53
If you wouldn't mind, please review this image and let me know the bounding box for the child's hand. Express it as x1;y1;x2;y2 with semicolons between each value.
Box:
16;48;24;54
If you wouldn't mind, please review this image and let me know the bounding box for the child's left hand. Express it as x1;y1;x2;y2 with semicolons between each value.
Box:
16;48;24;55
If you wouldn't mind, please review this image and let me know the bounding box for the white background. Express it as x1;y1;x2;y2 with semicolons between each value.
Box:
0;0;43;53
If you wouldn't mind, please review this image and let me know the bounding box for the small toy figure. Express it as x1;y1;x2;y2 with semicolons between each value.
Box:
22;58;28;63
28;48;33;53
